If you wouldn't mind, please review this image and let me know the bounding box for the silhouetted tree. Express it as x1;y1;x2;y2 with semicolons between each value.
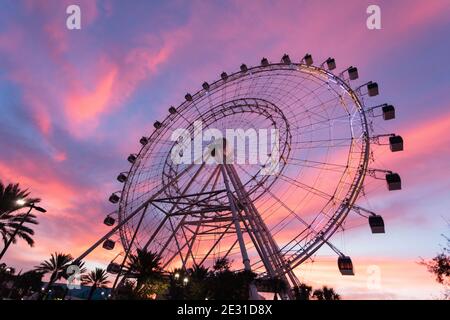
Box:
123;249;165;298
15;270;43;297
187;264;210;299
294;283;313;300
34;252;73;298
168;268;189;300
114;279;140;300
213;257;231;272
0;181;41;253
208;258;256;300
167;258;255;300
0;263;15;298
81;268;110;300
313;286;341;300
421;227;449;299
423;252;450;285
0;211;38;248
0;181;40;217
0;262;15;280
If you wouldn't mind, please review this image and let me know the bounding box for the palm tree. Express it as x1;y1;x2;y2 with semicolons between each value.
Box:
213;257;231;272
187;264;210;299
0;181;41;258
294;283;313;300
0;181;40;217
34;252;73;298
208;257;256;300
0;263;15;292
15;270;44;298
189;264;209;280
81;268;110;300
168;267;189;300
0;212;38;248
124;249;163;292
313;286;341;300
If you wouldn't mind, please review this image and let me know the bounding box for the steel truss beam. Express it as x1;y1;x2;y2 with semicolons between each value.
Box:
73;163;197;263
156;165;222;269
75;157;300;300
224;164;299;299
220;164;260;300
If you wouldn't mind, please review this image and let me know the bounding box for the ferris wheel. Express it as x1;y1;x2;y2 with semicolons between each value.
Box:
75;53;403;299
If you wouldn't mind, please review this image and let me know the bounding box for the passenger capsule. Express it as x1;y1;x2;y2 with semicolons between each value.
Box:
103;216;115;226
304;54;313;66
386;173;402;191
103;239;115;250
337;256;354;276
109;193;120;204
107;262;121;274
261;57;269;67
348;66;359;80
389;135;404;152
326;58;336;70
367;82;379;97
369;215;385;234
382;104;395;120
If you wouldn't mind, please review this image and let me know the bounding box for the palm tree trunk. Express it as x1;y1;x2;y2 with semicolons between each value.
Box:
0;206;33;261
88;284;97;300
39;271;57;300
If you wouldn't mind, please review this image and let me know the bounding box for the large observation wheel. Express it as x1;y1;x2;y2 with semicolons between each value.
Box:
118;61;369;273
75;54;404;300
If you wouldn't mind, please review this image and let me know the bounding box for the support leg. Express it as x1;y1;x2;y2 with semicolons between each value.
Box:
220;165;259;300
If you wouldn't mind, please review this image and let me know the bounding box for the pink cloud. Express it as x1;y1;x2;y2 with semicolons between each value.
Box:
30;99;53;137
61;44;176;137
0;2;184;140
0;160;78;213
65;64;118;127
367;109;450;194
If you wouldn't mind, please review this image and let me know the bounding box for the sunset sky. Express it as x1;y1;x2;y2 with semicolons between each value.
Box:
0;0;449;299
